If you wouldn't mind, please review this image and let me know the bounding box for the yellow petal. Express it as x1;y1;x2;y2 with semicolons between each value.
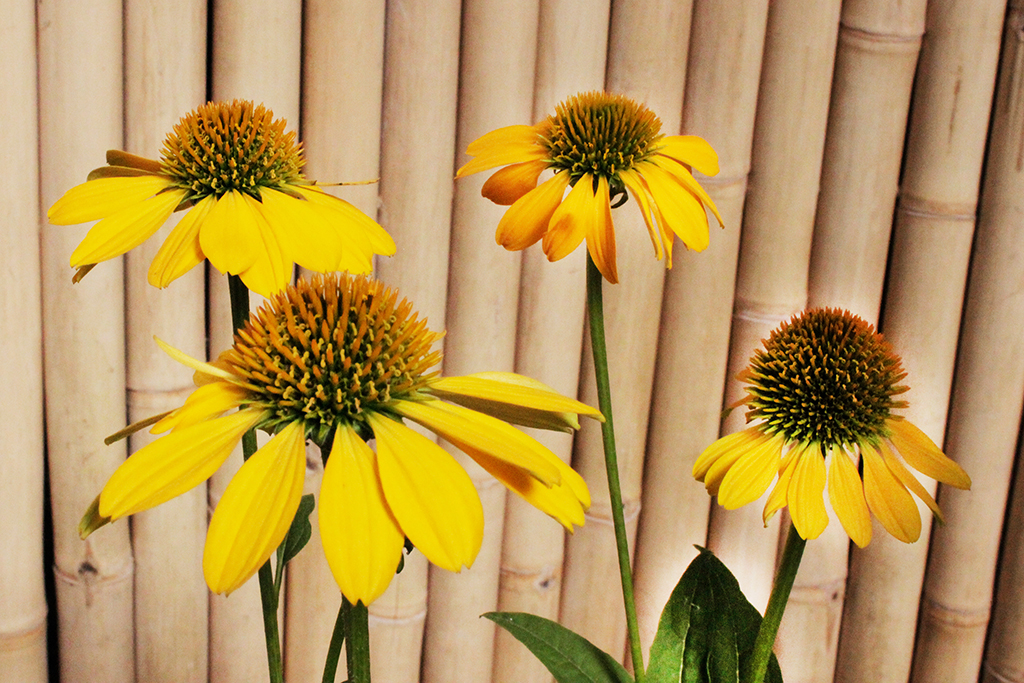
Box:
648;156;725;228
457;125;546;177
235;194;293;297
154;337;251;387
787;442;829;540
716;432;785;510
656;136;720;177
368;413;483;572
255;188;346;273
542;174;593;263
48;175;174;224
879;439;944;522
495;171;571;251
295;187;396;258
203;420;308;594
69;188;187;267
319;424;404;605
887;419;971;490
763;449;799;526
585;176;618;283
693;427;765;484
620;170;665;263
394;399;561;486
148;196;215;288
827;448;872;547
198;190;263;276
638;162;710;252
99;408;264;520
862;445;922;543
151;380;251;434
482;159;548;205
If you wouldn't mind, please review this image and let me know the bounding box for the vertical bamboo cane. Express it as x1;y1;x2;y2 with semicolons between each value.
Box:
632;0;769;655
492;4;610;681
122;3;208;682
208;2;303;681
708;0;843;613
903;4;1021;681
375;2;461;681
37;1;134;681
0;3;47;681
562;0;693;662
286;2;387;680
425;1;539;681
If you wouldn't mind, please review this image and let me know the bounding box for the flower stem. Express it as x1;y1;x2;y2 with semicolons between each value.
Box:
344;597;372;683
746;523;806;683
585;256;645;682
322;602;346;683
227;274;283;683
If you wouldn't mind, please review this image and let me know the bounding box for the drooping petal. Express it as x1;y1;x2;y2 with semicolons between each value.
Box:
457;125;547;177
48;175;175;224
648;156;725;228
319;424;404;605
716;432;785;510
887;419;971;490
198;189;263;276
151;380;252;433
393;400;561;486
585;176;618;283
787;442;829;540
424;372;602;432
148;195;216;288
620;169;665;263
638;162;710;252
69;188;187;267
258;188;347;273
827;447;872;547
693;427;766;486
763;448;799;526
879;439;943;522
236;194;293;297
482;159;548;205
203;420;308;594
862;445;922;543
656;135;720;177
542;174;594;263
295;187;396;258
495;171;571;251
98;408;264;521
368;413;483;573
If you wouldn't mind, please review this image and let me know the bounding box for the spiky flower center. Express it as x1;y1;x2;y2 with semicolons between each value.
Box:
221;273;442;445
744;308;908;451
541;92;662;189
160;100;306;201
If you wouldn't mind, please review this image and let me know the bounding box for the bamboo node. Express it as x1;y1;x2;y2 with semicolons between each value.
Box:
920;597;992;628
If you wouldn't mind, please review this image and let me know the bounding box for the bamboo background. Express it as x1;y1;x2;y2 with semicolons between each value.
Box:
4;0;1024;682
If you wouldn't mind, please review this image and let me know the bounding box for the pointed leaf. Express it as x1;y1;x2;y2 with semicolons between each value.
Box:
280;493;316;566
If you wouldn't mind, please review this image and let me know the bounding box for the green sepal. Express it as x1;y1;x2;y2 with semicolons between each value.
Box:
280;493;316;566
647;547;782;683
78;495;112;539
484;611;633;683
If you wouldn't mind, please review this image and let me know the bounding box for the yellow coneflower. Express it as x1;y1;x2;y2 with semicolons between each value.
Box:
80;273;599;604
48;100;395;297
456;91;723;283
693;308;971;547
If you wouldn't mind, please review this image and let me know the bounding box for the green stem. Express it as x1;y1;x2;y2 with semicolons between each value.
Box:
344;598;372;683
746;523;806;683
585;256;645;682
227;275;283;683
322;602;346;683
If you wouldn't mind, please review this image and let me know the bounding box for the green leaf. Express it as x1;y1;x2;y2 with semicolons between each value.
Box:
281;493;316;566
647;547;783;683
484;612;634;683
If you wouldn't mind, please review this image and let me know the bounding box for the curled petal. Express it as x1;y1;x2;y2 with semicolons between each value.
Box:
717;432;785;510
862;445;922;543
638;162;710;252
879;439;943;522
482;160;548;205
543;174;594;264
620;170;666;263
495;172;571;251
693;427;766;487
656;136;720;176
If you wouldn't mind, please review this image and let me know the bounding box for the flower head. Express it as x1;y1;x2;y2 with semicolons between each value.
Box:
456;91;724;283
80;273;599;603
48;100;395;297
693;308;971;547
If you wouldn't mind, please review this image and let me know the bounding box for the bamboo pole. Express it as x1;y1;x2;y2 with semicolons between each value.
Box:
208;2;303;681
423;1;540;681
374;1;461;681
905;4;1022;681
707;0;843;613
0;3;47;682
487;4;609;682
285;2;386;680
561;0;693;662
632;0;769;656
122;3;208;682
37;1;135;681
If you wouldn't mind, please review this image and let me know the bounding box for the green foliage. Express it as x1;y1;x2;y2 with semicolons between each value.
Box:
281;493;316;566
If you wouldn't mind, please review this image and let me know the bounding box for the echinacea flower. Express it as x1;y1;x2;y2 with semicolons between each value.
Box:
455;91;724;284
693;308;971;547
80;273;599;604
48;100;395;297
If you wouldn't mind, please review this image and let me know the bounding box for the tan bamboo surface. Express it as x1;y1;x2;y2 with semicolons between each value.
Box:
0;3;47;682
373;2;461;681
632;0;769;656
122;3;209;682
707;0;843;614
284;2;387;680
426;1;540;681
490;4;610;681
37;2;136;682
561;0;694;662
984;434;1024;683
207;2;303;681
908;3;1024;681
